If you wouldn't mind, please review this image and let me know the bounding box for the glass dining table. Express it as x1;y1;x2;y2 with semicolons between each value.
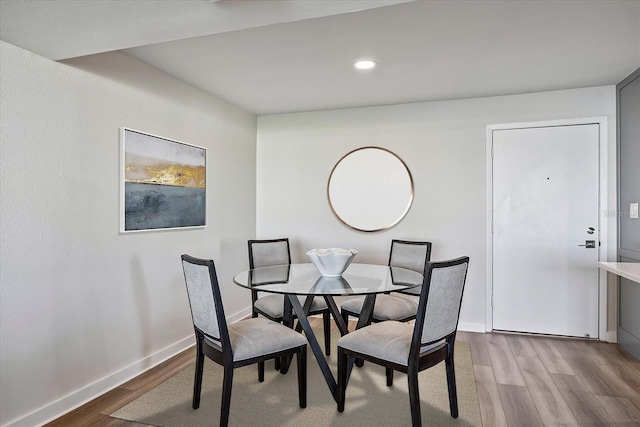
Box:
233;263;423;402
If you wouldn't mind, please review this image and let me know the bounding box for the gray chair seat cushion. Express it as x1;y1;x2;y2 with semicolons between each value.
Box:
206;318;307;362
341;295;419;321
337;321;444;366
254;294;328;318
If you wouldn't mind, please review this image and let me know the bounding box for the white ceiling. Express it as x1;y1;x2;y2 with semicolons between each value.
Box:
2;0;639;115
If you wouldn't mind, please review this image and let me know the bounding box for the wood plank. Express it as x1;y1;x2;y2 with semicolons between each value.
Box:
468;332;492;367
596;395;640;423
597;363;640;398
583;341;639;366
612;357;640;382
628;392;640;414
506;334;538;358
550;373;613;425
601;360;640;401
587;342;618;365
551;337;588;359
612;343;640;364
530;337;576;375
474;365;508;427
99;387;162;417
515;355;577;425
497;384;544;426
455;330;471;341
485;333;526;386
555;340;636;398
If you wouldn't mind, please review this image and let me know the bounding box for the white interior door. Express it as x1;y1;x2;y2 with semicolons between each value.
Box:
492;124;599;338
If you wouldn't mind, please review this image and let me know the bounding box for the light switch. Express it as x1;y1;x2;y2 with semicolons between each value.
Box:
631;203;639;219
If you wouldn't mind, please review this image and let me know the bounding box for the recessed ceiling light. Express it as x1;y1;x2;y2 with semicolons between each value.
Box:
354;60;377;70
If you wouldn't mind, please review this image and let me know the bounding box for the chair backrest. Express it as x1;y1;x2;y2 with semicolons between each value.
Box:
181;254;230;349
389;240;432;295
412;256;469;351
248;238;291;269
388;239;432;274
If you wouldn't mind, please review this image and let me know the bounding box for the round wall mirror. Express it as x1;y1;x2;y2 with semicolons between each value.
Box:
327;146;414;232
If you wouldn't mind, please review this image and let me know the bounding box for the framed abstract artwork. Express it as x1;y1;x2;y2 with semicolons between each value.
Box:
120;128;206;232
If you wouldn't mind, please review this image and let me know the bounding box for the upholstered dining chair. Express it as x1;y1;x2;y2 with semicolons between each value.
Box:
249;238;332;356
181;254;307;427
337;256;470;427
340;240;432;325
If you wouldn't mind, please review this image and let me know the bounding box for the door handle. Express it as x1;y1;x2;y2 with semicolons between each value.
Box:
578;240;596;248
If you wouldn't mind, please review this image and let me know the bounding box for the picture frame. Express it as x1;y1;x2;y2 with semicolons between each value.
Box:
120;128;206;232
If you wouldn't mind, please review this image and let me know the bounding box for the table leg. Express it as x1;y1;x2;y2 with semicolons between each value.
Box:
283;296;315;374
323;295;349;336
294;296;316;333
355;294;377;329
293;296;348;337
283;296;294;328
288;294;339;402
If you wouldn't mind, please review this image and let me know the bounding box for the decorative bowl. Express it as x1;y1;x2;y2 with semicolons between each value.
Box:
306;248;358;277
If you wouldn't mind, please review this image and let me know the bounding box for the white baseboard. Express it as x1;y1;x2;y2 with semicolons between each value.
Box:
4;337;199;427
606;331;617;343
458;321;486;333
8;309;257;427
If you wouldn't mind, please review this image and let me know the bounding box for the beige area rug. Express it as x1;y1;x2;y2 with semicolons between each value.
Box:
112;339;481;427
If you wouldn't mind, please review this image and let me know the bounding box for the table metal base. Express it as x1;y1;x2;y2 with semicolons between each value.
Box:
284;294;376;402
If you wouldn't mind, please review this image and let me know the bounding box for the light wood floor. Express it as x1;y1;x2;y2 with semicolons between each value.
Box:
47;319;640;426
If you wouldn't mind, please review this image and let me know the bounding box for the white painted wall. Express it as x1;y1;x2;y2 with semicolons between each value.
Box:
0;41;256;426
256;86;617;333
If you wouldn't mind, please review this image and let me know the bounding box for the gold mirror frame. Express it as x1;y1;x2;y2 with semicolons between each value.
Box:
327;146;414;232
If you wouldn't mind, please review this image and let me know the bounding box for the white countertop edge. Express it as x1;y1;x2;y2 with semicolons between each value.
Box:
598;262;640;284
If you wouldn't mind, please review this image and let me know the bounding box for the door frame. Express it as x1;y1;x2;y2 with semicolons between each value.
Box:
485;117;610;340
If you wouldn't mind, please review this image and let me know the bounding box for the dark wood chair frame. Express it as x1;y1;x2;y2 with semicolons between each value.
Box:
340;239;432;325
182;255;307;427
249;238;332;357
337;256;469;427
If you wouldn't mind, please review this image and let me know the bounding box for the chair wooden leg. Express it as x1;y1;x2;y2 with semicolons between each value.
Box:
353;316;364;367
297;346;307;408
192;341;205;409
323;312;331;356
220;365;234;427
277;319;287;372
408;367;421;427
280;355;291;375
386;367;394;386
337;348;348;412
445;352;459;418
351;310;364;367
258;361;265;382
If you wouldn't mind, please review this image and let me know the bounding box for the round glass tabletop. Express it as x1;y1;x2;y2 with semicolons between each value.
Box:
233;263;423;296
